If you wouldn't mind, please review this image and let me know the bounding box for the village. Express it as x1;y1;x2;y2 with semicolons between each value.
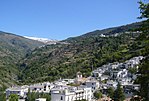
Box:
5;56;144;101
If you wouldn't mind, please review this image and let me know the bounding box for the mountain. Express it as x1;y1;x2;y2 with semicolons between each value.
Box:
64;22;142;43
19;21;149;84
0;31;44;90
24;36;58;44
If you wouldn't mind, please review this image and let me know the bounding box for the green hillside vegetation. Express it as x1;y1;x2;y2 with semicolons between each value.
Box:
136;1;149;100
19;21;149;84
66;21;142;42
0;31;44;90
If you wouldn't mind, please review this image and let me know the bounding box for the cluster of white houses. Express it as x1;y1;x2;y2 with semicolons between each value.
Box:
92;56;143;96
5;56;144;101
51;85;92;101
6;72;94;101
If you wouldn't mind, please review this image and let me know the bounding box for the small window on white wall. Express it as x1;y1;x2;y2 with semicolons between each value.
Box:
61;96;63;100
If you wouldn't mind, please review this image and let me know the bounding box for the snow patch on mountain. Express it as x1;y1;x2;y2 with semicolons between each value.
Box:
24;36;58;44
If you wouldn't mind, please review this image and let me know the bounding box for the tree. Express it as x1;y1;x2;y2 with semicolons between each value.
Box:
137;1;149;101
26;90;51;101
138;57;149;101
138;1;149;19
9;94;18;101
107;87;114;99
93;90;102;99
39;92;51;101
0;93;6;101
26;89;37;101
128;67;138;74
113;83;125;101
138;0;149;41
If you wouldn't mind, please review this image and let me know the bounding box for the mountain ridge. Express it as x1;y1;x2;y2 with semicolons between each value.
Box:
19;21;148;84
0;31;45;90
64;21;142;43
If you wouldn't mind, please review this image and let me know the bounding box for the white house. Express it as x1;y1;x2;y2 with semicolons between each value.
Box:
51;86;92;101
110;69;127;79
106;80;118;89
6;85;28;98
85;79;99;92
92;71;102;78
62;79;75;84
29;82;54;93
110;62;119;70
100;75;109;81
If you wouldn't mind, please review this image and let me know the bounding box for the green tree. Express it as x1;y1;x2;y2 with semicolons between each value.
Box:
138;1;149;19
9;94;18;101
128;67;138;74
39;92;51;101
137;1;149;101
26;90;51;101
0;93;6;101
113;83;125;101
107;87;114;99
93;90;102;99
138;0;149;41
138;57;149;101
26;89;37;101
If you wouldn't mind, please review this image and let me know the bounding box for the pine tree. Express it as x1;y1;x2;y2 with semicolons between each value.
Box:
138;57;149;101
9;94;18;101
113;83;125;101
93;90;102;99
137;1;149;101
107;87;114;99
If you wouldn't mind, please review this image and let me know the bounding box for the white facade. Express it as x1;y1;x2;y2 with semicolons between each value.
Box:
77;72;82;78
29;82;54;93
92;71;102;78
110;69;127;79
35;98;46;101
6;85;28;98
51;86;92;101
106;80;118;89
100;75;109;81
85;79;99;92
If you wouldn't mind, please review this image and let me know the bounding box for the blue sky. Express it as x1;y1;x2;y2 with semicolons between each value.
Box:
0;0;142;40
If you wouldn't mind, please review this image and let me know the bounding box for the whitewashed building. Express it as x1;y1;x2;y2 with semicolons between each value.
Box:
110;69;128;79
51;86;92;101
6;85;28;98
29;82;54;93
92;71;102;78
100;75;109;81
106;80;118;89
85;79;99;92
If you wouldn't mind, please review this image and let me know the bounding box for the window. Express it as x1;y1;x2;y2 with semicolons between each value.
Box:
61;96;63;100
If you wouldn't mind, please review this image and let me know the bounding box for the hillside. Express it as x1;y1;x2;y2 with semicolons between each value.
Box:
19;21;149;84
0;31;44;90
65;22;142;43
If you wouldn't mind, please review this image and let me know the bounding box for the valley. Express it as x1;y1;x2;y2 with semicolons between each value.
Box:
0;20;148;101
